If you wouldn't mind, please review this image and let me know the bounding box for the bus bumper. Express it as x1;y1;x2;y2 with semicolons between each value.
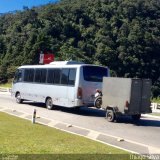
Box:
75;99;84;106
75;99;94;107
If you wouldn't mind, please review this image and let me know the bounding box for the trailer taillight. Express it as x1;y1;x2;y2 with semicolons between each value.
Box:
77;87;82;99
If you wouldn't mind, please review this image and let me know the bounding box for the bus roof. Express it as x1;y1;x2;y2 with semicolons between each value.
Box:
18;61;108;69
50;61;85;65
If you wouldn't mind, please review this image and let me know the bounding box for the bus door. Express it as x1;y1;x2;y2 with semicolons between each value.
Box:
12;69;23;96
61;68;77;107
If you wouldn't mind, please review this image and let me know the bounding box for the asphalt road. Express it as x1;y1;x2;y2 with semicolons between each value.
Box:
1;92;160;153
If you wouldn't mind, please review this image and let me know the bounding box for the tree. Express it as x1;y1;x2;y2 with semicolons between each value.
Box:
0;0;159;97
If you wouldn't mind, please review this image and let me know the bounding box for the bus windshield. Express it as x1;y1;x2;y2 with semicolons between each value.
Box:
83;66;108;82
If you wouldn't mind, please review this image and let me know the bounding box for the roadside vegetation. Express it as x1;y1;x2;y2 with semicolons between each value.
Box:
152;98;160;104
150;113;160;116
0;82;12;88
0;79;12;88
0;112;128;156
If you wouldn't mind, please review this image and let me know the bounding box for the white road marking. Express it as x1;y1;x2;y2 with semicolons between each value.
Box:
87;130;99;139
47;120;60;127
148;146;160;154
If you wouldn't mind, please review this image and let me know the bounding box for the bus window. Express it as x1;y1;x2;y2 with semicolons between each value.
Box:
83;66;108;82
34;69;47;83
13;69;22;83
24;69;34;82
61;68;69;85
41;69;47;83
47;69;55;84
34;69;41;83
68;69;76;86
54;69;61;84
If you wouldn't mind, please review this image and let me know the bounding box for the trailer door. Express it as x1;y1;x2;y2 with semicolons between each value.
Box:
129;79;142;114
140;79;151;113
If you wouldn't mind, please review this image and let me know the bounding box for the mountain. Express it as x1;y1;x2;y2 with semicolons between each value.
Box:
0;0;160;97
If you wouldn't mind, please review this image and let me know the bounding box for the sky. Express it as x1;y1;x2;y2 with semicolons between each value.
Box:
0;0;58;13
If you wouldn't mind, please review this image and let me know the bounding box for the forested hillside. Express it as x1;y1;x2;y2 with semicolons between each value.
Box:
0;0;160;97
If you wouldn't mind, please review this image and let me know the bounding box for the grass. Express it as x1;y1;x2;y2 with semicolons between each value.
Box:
0;82;12;88
152;98;160;104
0;112;129;156
150;98;160;117
150;113;160;116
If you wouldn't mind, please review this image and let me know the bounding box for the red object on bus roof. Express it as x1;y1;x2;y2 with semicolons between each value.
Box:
39;53;54;64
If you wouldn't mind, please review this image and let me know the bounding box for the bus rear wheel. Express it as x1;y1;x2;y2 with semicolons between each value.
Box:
16;92;23;104
94;96;102;109
46;98;53;110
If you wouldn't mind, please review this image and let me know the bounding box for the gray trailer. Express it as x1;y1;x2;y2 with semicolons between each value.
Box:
101;77;152;122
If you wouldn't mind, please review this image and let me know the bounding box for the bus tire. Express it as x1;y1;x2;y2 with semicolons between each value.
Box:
106;109;115;122
94;96;102;109
46;98;53;110
16;92;23;104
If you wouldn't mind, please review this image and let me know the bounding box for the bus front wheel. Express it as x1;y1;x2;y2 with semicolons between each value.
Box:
16;92;23;104
46;98;53;110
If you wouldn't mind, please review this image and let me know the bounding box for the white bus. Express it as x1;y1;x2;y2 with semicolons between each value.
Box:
12;61;109;109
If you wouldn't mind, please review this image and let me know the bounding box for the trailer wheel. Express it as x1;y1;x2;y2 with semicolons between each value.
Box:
106;110;115;122
132;114;141;121
16;92;23;104
46;98;53;110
